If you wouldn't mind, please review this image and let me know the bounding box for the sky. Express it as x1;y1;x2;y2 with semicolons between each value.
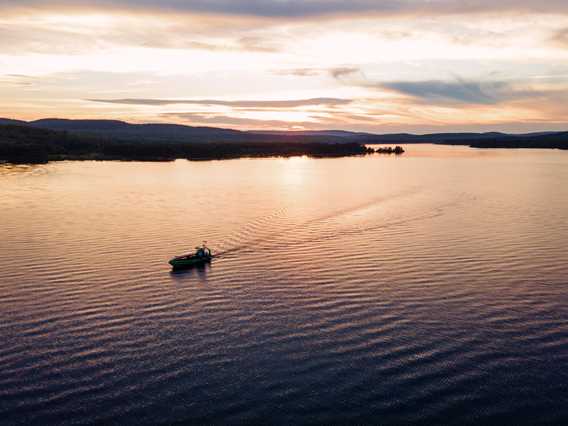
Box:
1;0;568;133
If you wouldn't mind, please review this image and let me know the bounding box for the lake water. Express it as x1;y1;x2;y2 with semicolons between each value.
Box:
1;145;567;425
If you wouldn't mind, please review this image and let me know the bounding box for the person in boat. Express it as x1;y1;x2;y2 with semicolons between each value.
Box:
195;244;211;258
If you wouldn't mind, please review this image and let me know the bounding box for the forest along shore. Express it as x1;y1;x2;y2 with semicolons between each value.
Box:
1;118;567;164
0;124;403;164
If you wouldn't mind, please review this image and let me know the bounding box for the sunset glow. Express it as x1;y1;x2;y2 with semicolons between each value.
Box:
1;1;568;132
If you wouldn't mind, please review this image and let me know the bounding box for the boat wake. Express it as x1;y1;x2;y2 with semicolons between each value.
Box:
213;187;444;258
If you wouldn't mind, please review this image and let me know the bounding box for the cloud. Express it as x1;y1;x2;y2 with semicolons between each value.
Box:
237;35;281;52
380;80;504;104
3;0;568;17
273;68;323;77
0;24;93;54
329;67;360;79
161;112;317;129
368;79;565;105
88;97;353;108
551;28;568;47
273;67;360;79
158;38;279;52
0;74;36;86
0;18;281;54
166;36;281;53
161;110;392;130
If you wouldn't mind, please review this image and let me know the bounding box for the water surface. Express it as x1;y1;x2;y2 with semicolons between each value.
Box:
1;145;567;424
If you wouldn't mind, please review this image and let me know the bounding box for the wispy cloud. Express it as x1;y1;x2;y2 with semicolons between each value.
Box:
164;38;279;53
273;67;360;79
0;17;281;54
88;98;353;108
352;78;566;106
171;36;281;53
273;68;324;77
381;80;507;104
161;112;317;129
329;67;360;79
0;74;36;86
551;28;568;48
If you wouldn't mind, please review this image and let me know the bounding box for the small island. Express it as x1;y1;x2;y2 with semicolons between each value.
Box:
373;146;405;155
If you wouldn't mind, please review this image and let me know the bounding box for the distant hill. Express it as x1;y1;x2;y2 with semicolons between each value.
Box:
0;118;29;126
253;130;378;139
31;119;131;131
25;118;376;144
29;118;248;143
360;132;511;144
1;117;567;149
469;132;568;149
255;130;568;147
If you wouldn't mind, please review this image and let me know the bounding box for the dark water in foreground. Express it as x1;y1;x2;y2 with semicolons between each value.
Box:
1;145;568;425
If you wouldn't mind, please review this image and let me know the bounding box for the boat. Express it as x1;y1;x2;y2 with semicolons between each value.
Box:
169;244;213;269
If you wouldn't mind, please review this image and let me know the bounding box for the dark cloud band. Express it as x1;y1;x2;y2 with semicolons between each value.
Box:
3;0;568;17
379;79;565;105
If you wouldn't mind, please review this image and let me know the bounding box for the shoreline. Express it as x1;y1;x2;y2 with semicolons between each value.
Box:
0;124;409;164
0;149;408;165
1;144;394;165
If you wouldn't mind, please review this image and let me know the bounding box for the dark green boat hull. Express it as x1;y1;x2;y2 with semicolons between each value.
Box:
169;257;211;269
